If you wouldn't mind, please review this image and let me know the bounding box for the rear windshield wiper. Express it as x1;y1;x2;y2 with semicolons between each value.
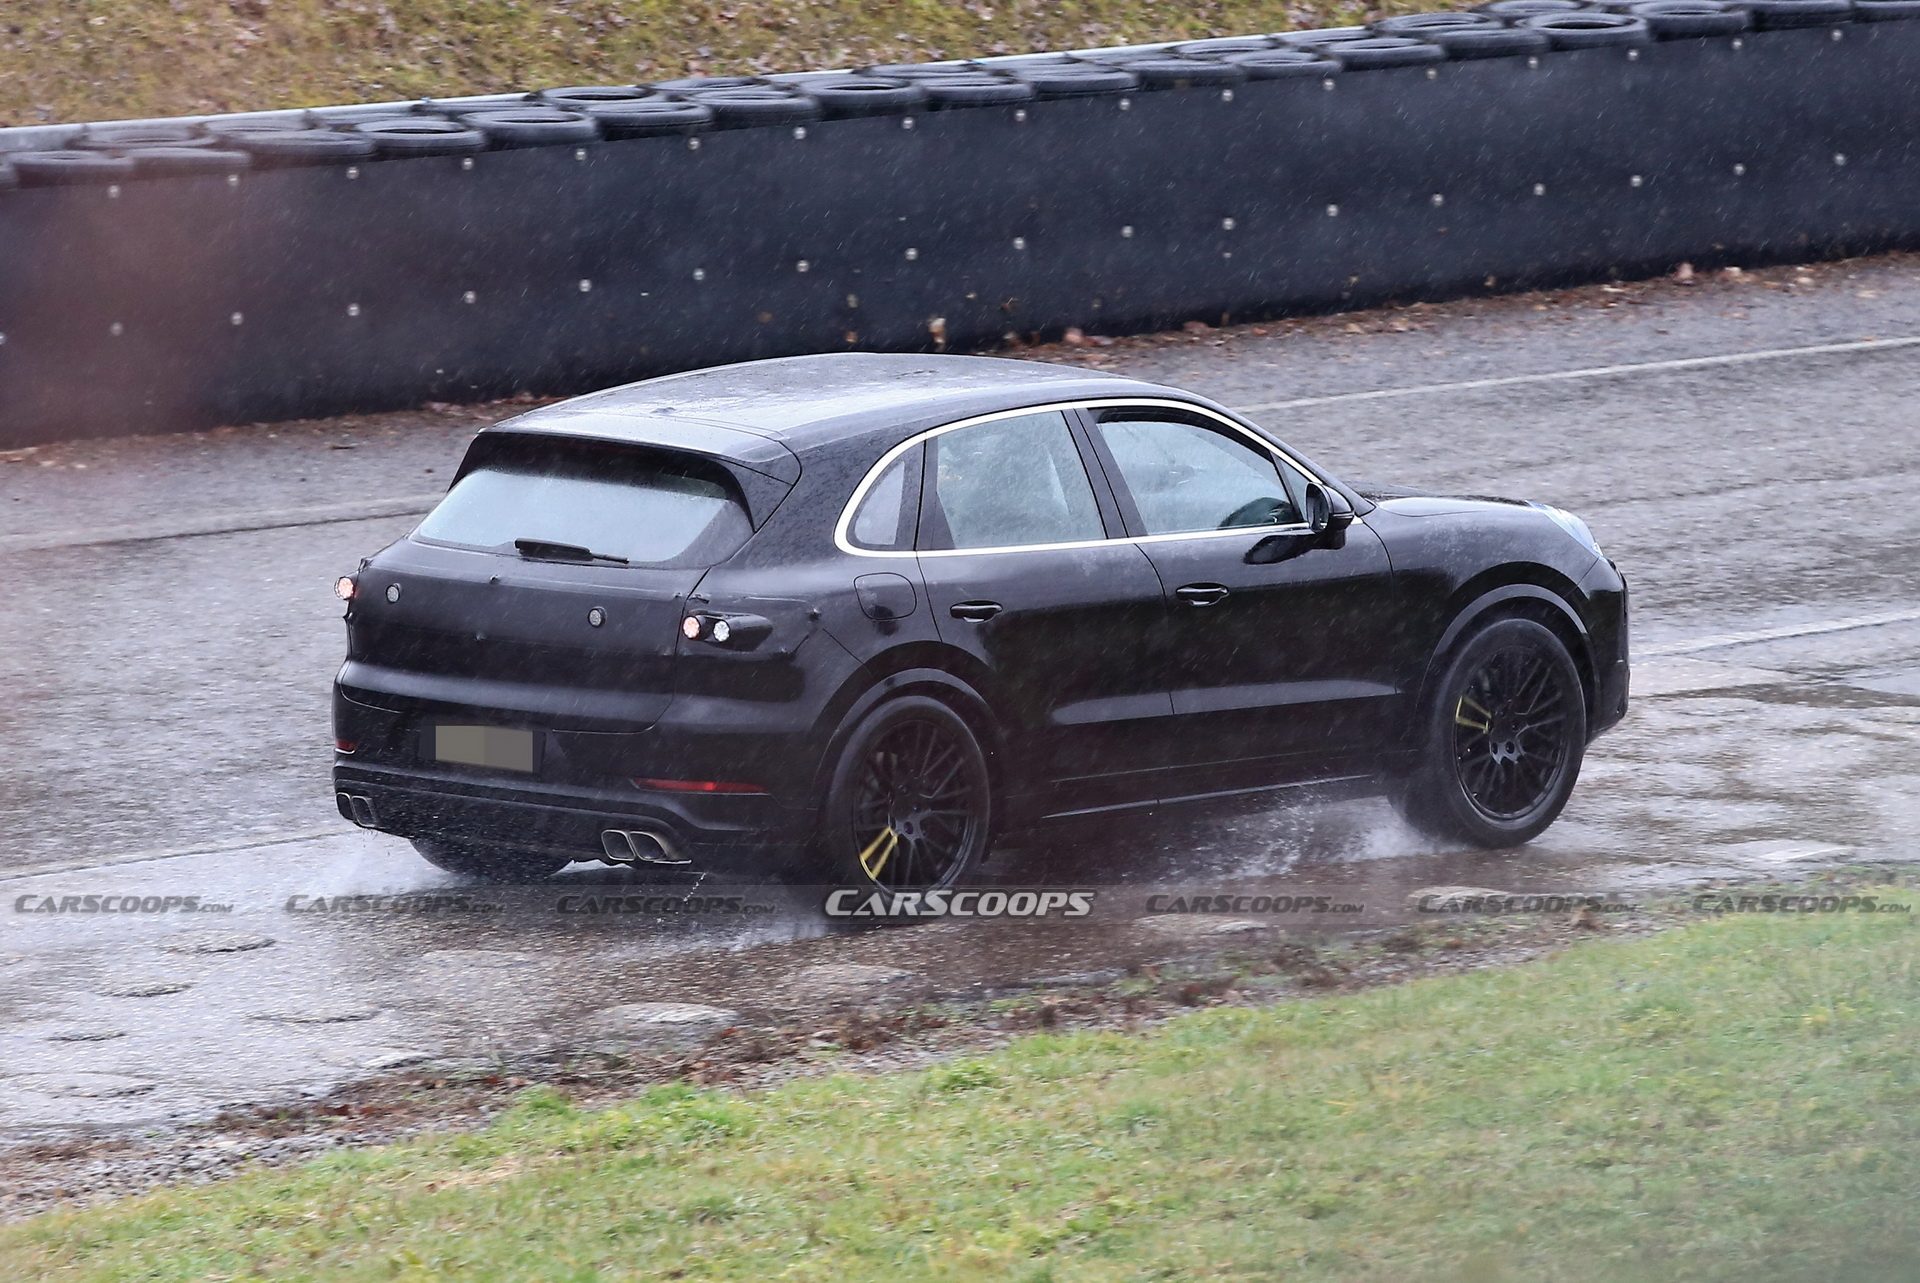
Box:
512;537;629;565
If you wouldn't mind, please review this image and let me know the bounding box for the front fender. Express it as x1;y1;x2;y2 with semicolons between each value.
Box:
1413;581;1599;732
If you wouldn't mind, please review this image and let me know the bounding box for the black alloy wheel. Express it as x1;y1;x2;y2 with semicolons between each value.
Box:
1450;641;1576;821
1399;617;1587;847
825;696;991;892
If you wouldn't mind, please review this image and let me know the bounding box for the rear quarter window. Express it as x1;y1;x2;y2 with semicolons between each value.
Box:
416;435;753;568
845;444;923;552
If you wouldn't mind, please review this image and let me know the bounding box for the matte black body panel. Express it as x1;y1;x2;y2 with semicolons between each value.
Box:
918;540;1173;815
1132;521;1404;765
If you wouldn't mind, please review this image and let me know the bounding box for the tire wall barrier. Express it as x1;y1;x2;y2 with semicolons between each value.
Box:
2;19;1918;445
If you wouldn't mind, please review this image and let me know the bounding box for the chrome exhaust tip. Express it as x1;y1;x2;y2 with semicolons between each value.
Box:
599;828;691;866
336;791;379;829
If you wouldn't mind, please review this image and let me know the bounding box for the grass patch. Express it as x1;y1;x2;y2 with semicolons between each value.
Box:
5;894;1920;1280
1;1;1439;127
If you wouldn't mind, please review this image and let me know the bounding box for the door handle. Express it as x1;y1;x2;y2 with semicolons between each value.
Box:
1175;584;1231;607
949;600;1003;622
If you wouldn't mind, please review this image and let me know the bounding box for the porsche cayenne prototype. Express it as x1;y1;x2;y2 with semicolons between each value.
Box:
332;353;1628;886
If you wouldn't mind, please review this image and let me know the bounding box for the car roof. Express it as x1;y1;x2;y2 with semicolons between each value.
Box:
490;353;1198;455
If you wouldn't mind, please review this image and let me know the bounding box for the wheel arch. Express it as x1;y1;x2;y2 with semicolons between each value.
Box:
806;643;1010;806
1419;578;1597;723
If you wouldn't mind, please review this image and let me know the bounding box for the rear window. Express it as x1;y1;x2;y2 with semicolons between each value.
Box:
415;436;753;568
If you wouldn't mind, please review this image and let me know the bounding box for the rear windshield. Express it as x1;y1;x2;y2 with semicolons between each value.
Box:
415;436;753;568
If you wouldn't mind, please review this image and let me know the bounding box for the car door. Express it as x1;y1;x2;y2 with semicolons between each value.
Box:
911;407;1174;818
1081;404;1401;773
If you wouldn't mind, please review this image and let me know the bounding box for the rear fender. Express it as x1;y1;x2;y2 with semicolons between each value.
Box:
807;658;1003;802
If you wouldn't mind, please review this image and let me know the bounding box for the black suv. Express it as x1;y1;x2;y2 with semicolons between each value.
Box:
333;353;1627;886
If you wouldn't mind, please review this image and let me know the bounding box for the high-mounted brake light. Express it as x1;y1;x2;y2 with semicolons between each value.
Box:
633;777;766;795
334;575;358;602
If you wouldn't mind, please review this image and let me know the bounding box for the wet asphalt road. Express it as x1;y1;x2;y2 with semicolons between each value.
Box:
3;255;1920;1141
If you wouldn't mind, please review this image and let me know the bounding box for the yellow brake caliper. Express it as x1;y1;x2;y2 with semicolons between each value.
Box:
1454;696;1492;733
857;826;900;880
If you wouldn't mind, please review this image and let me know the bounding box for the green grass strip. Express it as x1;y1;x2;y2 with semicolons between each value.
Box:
6;896;1919;1281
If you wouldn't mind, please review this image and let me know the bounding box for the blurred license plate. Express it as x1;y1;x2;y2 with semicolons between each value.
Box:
433;725;536;773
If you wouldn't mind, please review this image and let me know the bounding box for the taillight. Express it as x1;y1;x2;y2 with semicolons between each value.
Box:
633;777;765;795
334;575;357;602
335;738;358;754
679;612;773;649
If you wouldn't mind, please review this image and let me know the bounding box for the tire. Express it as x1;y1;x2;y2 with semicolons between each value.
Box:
922;75;1037;107
535;85;660;111
819;695;993;893
651;75;763;92
9;150;137;186
1005;63;1140;98
78;122;215;151
669;87;821;126
354;118;490;156
1631;1;1751;37
1280;28;1374;46
201;115;308;139
1222;50;1345;78
458;108;600;147
590;99;716;138
1328;38;1450;69
803;76;926;117
126;147;252;174
411;838;571;882
231;130;378;165
1475;0;1584;18
1397;618;1588;848
1856;0;1920;20
1521;12;1655;46
1429;26;1552;56
1372;11;1501;34
1097;56;1248;87
1174;36;1281;55
859;63;983;80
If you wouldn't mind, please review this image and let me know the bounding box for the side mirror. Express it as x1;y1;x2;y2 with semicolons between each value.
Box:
1302;483;1353;536
1246;485;1354;564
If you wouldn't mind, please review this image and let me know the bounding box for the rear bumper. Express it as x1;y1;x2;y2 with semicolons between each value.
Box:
332;758;818;873
331;657;839;872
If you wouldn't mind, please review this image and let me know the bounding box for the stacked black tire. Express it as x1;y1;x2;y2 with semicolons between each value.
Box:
1;1;1910;188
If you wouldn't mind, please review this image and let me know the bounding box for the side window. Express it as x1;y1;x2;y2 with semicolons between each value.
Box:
848;446;920;551
920;410;1106;551
1093;415;1302;536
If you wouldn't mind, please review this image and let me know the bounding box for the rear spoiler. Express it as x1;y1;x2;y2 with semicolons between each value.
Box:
465;413;800;528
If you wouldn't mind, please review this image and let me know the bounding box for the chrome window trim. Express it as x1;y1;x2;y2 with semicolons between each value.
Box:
834;396;1338;559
